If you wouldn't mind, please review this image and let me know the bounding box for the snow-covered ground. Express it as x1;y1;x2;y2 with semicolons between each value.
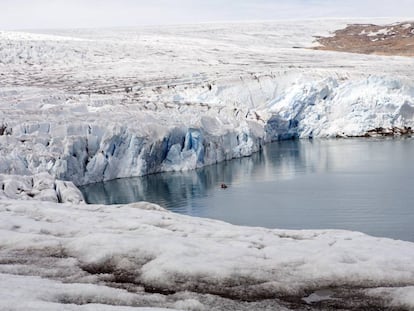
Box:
1;19;414;310
1;18;414;184
1;199;414;310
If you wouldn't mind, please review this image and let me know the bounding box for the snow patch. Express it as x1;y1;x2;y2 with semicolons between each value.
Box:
366;28;392;36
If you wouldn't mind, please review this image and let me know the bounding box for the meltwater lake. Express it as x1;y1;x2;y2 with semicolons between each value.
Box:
81;138;414;242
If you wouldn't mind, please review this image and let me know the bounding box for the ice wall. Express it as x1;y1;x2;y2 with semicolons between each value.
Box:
1;74;414;185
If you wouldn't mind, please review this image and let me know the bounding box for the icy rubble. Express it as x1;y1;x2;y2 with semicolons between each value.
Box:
0;173;84;203
0;199;413;310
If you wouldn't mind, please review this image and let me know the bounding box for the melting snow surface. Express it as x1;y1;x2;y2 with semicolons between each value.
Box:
0;198;414;310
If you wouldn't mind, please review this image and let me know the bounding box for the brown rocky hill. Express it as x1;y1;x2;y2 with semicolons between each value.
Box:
314;21;414;56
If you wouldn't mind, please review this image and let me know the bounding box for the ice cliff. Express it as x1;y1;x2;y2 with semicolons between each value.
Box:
1;75;413;185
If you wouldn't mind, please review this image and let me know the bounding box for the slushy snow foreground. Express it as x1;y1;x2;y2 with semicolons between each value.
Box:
1;198;414;310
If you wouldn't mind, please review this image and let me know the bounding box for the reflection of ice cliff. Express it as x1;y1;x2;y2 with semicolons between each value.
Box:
81;141;302;207
82;138;414;210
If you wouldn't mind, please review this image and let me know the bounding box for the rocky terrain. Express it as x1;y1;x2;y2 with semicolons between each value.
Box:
314;21;414;56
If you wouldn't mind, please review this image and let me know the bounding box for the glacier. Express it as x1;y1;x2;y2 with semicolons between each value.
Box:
1;74;413;185
1;19;414;185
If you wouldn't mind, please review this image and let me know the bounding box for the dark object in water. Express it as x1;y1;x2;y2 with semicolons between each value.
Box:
221;183;228;189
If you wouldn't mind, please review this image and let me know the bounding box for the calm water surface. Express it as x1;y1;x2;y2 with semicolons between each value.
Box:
81;138;414;241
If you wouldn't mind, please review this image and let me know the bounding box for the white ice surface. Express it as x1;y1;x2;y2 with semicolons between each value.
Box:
0;199;413;309
1;19;414;184
0;273;179;311
366;286;414;309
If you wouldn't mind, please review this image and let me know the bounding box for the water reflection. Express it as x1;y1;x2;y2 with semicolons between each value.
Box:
82;140;308;209
81;138;414;241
